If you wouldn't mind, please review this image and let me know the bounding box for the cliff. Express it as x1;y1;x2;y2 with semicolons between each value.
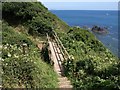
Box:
2;2;120;89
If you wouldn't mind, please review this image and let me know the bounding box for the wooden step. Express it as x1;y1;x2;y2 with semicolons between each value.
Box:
58;53;64;61
48;40;73;88
59;88;73;90
59;84;73;88
58;80;71;85
58;77;68;81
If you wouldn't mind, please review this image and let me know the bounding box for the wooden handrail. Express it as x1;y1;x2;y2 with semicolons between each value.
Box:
54;34;66;61
47;31;71;61
53;31;71;60
46;33;50;42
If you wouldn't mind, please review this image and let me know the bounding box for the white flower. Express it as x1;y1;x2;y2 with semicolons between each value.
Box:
8;53;11;57
70;55;74;60
1;58;4;61
14;54;19;58
25;60;28;62
115;62;117;65
6;43;9;46
0;45;2;49
6;63;8;66
1;71;3;74
110;58;113;60
4;46;7;49
26;54;29;56
109;61;112;64
105;57;108;60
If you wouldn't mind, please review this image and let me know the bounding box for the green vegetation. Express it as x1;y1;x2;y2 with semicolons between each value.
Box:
2;22;58;88
2;2;69;36
59;27;120;89
2;2;120;89
2;2;59;88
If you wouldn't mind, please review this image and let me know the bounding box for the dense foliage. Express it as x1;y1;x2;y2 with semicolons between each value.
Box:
2;22;58;88
2;2;69;36
59;27;120;89
2;2;120;89
2;2;67;88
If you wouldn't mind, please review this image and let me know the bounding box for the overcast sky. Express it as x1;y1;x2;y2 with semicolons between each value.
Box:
39;0;119;10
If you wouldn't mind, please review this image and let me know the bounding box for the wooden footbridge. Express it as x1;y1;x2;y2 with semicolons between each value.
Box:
46;31;73;88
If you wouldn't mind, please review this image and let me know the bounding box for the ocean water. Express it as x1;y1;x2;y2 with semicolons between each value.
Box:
51;10;119;57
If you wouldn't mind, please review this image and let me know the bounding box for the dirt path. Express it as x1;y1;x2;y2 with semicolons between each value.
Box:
49;40;73;88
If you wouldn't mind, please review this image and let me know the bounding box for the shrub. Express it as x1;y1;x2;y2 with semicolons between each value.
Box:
60;27;119;89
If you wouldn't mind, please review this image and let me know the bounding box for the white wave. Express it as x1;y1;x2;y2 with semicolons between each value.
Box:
112;38;118;41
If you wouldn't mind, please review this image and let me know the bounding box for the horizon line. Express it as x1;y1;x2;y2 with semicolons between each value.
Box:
49;9;118;11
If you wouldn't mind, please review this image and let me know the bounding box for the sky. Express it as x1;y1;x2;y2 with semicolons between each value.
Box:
39;0;119;10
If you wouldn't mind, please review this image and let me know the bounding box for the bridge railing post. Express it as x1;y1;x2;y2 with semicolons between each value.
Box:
52;31;71;61
46;33;54;65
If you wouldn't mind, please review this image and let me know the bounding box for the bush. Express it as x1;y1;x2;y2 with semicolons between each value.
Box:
2;22;58;88
2;44;58;88
60;27;119;89
28;16;53;35
2;22;33;45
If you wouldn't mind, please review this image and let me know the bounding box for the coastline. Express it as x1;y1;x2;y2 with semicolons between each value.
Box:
51;10;118;58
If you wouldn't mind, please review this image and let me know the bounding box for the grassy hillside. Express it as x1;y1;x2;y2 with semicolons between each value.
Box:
2;22;58;88
59;27;120;89
2;2;70;36
2;2;70;88
2;2;120;89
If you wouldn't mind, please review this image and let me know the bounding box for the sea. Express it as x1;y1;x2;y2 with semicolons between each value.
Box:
51;10;119;57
